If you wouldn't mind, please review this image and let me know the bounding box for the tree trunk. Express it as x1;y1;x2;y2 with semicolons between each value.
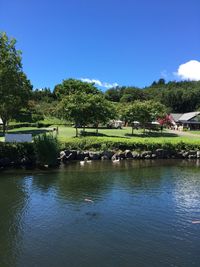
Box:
96;125;99;135
2;119;7;136
75;127;78;137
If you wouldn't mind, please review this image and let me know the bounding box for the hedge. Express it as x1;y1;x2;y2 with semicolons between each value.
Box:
61;136;200;151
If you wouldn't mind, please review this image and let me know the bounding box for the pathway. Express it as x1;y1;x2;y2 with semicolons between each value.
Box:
167;129;200;138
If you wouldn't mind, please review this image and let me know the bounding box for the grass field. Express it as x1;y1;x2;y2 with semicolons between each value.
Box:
1;126;200;151
189;131;200;135
1;126;200;143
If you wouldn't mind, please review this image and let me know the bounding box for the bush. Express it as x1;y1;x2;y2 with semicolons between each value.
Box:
61;136;200;151
0;142;36;165
34;133;60;167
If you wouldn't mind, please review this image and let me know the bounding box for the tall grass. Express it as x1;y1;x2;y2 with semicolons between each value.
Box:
34;133;60;166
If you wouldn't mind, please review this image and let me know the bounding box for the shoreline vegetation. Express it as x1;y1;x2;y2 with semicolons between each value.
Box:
1;131;200;170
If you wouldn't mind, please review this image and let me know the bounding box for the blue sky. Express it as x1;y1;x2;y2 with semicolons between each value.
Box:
0;0;200;90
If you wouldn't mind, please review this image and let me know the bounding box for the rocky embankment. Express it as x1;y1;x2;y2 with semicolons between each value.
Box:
59;149;200;163
1;149;200;170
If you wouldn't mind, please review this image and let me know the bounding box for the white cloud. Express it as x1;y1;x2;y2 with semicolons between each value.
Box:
175;60;200;81
80;78;118;89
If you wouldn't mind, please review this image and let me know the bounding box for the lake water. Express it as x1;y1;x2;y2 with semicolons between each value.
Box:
1;160;200;267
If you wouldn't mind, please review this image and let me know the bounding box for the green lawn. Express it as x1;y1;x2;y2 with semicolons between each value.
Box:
1;125;200;143
189;131;200;135
56;126;200;142
1;126;200;151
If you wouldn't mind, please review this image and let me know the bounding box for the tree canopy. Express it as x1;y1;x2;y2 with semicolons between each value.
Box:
104;80;200;113
54;78;101;99
0;32;32;133
57;92;115;136
122;100;167;134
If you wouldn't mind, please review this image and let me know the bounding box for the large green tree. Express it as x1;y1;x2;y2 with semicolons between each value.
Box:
57;93;115;136
87;94;116;134
54;78;101;99
0;32;32;133
122;100;167;134
57;92;91;137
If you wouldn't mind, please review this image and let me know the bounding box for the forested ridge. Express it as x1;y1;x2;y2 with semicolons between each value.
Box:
28;78;200;122
105;79;200;113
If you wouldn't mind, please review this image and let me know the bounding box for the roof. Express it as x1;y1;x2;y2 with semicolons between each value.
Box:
170;112;200;124
179;112;200;122
170;113;183;122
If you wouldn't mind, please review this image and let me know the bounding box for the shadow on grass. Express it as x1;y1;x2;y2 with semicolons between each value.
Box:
125;132;179;138
0;129;51;137
79;131;129;139
79;130;178;138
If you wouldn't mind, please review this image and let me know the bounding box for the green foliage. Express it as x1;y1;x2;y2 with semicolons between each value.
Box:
56;92;91;136
0;142;35;163
105;87;123;102
34;134;60;167
105;80;200;113
31;87;56;102
12;110;44;123
57;93;116;136
145;80;200;113
105;86;146;103
86;94;116;132
122;100;167;133
54;78;101;99
62;136;200;151
0;32;32;133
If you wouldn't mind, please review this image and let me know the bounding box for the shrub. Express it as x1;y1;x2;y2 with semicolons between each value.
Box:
34;133;60;167
0;142;36;164
62;136;200;151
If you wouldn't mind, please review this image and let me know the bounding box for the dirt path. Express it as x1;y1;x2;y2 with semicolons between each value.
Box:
167;129;200;138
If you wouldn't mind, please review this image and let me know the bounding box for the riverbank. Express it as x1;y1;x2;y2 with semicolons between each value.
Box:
1;141;200;170
59;148;200;162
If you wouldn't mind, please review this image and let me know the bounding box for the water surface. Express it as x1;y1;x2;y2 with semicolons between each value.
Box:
1;160;200;267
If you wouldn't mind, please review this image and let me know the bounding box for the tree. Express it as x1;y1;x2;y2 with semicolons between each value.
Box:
122;100;167;134
87;94;116;134
56;93;116;136
123;101;152;134
122;104;140;135
54;79;101;99
105;86;146;103
120;87;146;103
0;32;32;134
56;92;91;137
104;87;122;102
144;80;200;113
147;100;167;121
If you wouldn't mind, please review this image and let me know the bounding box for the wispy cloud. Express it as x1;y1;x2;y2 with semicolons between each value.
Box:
80;78;118;89
174;60;200;81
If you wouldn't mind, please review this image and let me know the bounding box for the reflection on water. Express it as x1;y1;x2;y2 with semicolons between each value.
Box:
0;160;200;267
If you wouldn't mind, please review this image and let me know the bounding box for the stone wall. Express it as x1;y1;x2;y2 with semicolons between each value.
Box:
59;149;200;163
